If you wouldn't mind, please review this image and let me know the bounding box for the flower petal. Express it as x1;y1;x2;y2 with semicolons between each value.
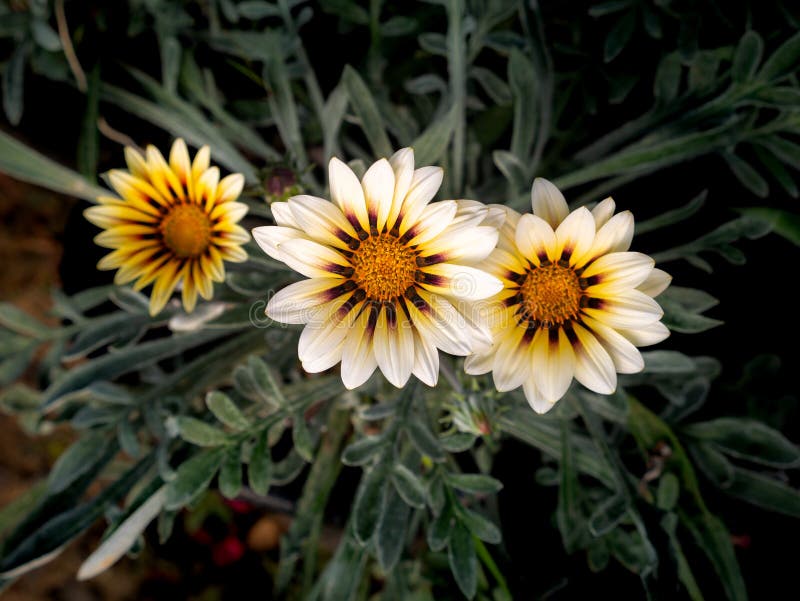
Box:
386;147;415;231
419;263;504;300
419;225;499;264
217;173;245;203
251;225;305;262
515;213;557;264
572;322;617;394
584;290;663;330
583;252;654;293
362;158;395;232
405;200;457;248
619;321;670;347
412;329;439;386
637;268;672;298
329;157;369;232
266;278;350;324
491;326;533;392
373;305;415;388
398;166;444;236
271;201;300;228
522;377;555;414
591;197;616;228
532;328;575;403
276;238;350;279
340;306;378;389
554;207;595;266
531;177;569;228
289;195;357;250
582;315;644;374
578;210;633;266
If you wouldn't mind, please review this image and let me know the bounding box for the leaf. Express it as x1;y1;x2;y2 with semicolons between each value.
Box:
641;351;695;374
732;30;764;83
458;509;501;544
0;303;47;337
172;416;229;447
353;462;389;544
754;146;798;198
494;149;528;192
439;433;477;452
237;1;281;18
661;514;705;601
445;473;503;495
77;486;167;580
0;454;154;578
2;40;27;125
359;401;398;421
604;12;635;62
724;153;769;198
0;130;108;202
42;329;227;407
382;16;417;37
391;464;427;509
165;448;226;510
248;429;273;495
342;66;392;158
292;411;315;462
653;52;682;103
721;467;800;518
219;446;243;499
206;391;251;431
448;521;477;599
588;493;628;537
160;36;181;94
507;48;537;161
737;207;800;247
31;21;61;51
689;442;735;487
262;47;308;170
637;190;706;234
659;294;723;334
759;30;800;81
48;433;113;494
657;473;680;511
77;66;100;179
427;506;453;551
406;418;445;461
319;0;369;24
247;355;287;407
341;434;387;466
683;418;800;468
688;51;720;93
411;103;458;166
470;66;512;105
376;487;409;571
418;32;448;56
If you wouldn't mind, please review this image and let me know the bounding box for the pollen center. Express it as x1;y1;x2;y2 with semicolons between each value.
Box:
350;234;417;301
161;204;212;258
519;263;582;327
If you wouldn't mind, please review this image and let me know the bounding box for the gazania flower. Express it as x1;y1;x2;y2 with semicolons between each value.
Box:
252;149;503;389
84;139;249;316
465;178;670;414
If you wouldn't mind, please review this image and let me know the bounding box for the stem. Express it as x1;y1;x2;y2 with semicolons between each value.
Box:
474;537;512;597
446;0;466;195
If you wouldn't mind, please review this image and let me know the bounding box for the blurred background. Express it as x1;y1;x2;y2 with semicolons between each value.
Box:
1;0;799;599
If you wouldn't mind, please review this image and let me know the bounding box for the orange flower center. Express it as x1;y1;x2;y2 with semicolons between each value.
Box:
520;263;582;327
161;204;211;258
350;234;416;301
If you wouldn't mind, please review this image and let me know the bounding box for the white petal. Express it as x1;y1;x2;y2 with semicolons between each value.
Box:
419;263;504;300
523;377;555;414
252;225;305;262
218;173;245;203
532;328;575;402
271;201;300;228
578;210;633;266
362;158;395;231
572;323;617;394
591;197;616;228
449;199;489;230
168;139;191;184
531;178;569;228
266;278;346;324
398;167;444;235
491;326;533;392
584;290;663;330
619;321;670;347
555;207;595;265
289;195;357;250
637;268;672;298
515;213;557;264
387;147;415;231
340;307;378;389
329;157;369;232
300;297;361;373
419;225;499;264
406;200;457;247
582;315;644;374
464;349;493;375
405;292;473;356
373;306;415;388
583;252;654;293
412;329;439;386
277;238;350;279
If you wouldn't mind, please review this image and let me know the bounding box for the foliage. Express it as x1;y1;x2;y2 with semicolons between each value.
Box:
1;0;799;599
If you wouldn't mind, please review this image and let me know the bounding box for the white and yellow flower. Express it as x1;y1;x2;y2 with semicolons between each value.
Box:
253;149;503;389
465;178;671;414
84;139;249;316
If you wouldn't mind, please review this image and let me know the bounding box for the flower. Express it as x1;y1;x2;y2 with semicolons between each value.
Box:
465;178;671;414
84;139;249;316
252;149;504;389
